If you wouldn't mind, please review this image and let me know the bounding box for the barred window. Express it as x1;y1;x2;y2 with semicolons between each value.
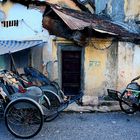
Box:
1;20;19;27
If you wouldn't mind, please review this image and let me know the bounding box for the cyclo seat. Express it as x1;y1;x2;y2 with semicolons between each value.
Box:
127;82;140;91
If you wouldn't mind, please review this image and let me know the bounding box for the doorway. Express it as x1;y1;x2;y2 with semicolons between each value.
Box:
62;50;81;95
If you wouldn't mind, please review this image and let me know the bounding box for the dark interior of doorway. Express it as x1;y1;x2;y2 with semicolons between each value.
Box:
62;50;81;96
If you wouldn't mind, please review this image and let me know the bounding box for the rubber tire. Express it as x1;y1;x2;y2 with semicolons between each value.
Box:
43;90;61;122
119;91;138;114
4;98;44;139
44;112;59;122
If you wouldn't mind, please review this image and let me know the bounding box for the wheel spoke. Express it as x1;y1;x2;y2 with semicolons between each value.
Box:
119;91;137;114
5;99;43;138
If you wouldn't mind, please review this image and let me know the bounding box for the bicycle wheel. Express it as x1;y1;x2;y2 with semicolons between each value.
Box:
43;90;61;122
44;108;59;122
119;91;138;114
50;82;66;100
4;97;44;138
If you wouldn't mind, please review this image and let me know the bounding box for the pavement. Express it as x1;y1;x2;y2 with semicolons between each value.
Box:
0;112;140;140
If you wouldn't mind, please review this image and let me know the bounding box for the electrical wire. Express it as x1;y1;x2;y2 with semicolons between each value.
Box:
21;19;38;33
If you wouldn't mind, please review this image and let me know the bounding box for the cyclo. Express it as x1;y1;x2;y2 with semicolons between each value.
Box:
0;68;83;138
0;70;45;138
20;67;83;122
107;75;140;114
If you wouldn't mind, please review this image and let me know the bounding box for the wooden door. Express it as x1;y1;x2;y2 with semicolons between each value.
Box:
62;51;81;95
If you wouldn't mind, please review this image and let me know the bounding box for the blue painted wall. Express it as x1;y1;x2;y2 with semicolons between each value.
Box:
95;0;125;22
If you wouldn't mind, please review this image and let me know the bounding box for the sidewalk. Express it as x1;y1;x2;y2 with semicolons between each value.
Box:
64;95;121;112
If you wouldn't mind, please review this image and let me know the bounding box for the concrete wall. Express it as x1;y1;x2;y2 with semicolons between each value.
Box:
0;1;46;40
42;0;140;98
117;42;140;90
95;0;125;21
124;0;140;20
1;0;139;100
42;37;118;97
95;0;140;22
84;39;118;96
42;36;140;99
40;0;140;109
91;0;140;94
0;1;49;70
42;36;59;81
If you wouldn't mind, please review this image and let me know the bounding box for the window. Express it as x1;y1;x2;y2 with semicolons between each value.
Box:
1;20;19;27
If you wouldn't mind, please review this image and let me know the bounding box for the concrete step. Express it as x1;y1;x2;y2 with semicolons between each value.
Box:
64;96;121;113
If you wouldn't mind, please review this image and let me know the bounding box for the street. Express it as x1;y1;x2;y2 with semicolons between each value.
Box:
0;112;140;140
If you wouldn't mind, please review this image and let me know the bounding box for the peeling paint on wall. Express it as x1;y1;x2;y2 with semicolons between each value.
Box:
117;42;140;90
84;43;108;96
43;36;140;98
95;0;125;21
117;42;135;89
111;0;125;21
95;0;108;14
41;1;140;98
42;36;58;81
124;0;140;20
0;1;13;17
95;0;140;23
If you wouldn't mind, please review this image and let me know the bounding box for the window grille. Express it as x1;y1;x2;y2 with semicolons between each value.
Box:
1;20;19;27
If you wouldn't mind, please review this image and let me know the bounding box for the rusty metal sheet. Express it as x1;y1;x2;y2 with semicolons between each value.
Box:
51;5;140;39
52;7;90;30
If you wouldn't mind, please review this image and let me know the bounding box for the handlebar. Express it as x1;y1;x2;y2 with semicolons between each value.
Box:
131;75;140;82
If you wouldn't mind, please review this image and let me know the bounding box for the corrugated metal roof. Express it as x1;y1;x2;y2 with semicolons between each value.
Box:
0;40;44;55
52;7;90;30
51;5;140;39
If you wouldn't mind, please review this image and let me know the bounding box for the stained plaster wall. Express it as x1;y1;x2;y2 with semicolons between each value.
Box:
42;37;140;98
94;0;140;93
42;0;140;98
43;38;140;98
124;0;140;20
117;43;140;90
95;0;125;21
0;1;49;70
43;37;118;97
42;36;59;82
84;40;118;96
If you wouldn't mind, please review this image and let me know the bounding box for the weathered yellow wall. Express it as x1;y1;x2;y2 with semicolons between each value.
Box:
84;39;116;96
117;0;140;90
0;1;13;17
117;42;140;90
43;37;118;97
124;0;140;19
117;42;134;89
84;45;107;96
44;37;140;98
